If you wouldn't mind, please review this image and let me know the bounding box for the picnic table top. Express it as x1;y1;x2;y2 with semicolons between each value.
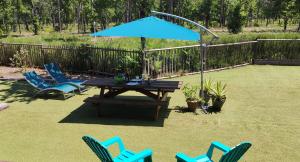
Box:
83;78;182;90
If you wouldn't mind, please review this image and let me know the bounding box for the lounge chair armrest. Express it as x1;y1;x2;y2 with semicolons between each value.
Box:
211;141;231;152
207;141;231;158
101;136;125;151
176;152;196;162
126;149;153;162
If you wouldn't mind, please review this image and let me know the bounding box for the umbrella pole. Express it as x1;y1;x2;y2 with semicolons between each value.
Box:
141;37;146;76
200;38;204;98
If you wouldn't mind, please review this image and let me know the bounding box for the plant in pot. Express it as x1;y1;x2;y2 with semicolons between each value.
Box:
203;79;213;106
114;73;126;84
152;60;162;78
211;81;227;112
182;84;203;112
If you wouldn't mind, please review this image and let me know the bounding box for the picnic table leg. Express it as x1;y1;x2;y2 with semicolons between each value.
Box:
97;87;105;117
154;90;161;120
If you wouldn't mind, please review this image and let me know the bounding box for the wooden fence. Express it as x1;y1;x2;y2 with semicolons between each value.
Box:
0;39;299;78
0;43;141;75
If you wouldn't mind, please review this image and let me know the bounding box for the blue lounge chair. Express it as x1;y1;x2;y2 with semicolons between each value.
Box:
176;141;251;162
82;135;153;162
44;63;87;92
23;71;78;99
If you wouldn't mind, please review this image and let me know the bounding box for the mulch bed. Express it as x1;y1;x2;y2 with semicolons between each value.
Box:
0;66;110;81
0;66;46;81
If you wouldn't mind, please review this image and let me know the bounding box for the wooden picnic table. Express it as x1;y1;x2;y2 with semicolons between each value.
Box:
83;78;182;120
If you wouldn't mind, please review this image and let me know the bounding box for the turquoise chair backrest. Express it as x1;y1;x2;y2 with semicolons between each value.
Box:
82;136;114;162
220;142;252;162
45;63;68;82
24;71;49;89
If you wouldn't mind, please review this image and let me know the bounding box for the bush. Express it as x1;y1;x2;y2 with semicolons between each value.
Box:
227;4;243;34
254;22;260;27
33;16;40;35
9;47;30;72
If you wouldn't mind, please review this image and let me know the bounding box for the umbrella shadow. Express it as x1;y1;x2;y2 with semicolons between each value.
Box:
59;97;172;127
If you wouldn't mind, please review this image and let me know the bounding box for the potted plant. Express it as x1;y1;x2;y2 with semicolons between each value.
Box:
152;60;162;78
182;84;203;112
114;73;126;84
211;81;227;112
203;79;213;106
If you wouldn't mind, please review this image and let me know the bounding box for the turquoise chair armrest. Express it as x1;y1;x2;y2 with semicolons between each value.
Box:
126;149;153;162
207;141;231;158
101;136;125;151
175;152;196;162
211;141;231;152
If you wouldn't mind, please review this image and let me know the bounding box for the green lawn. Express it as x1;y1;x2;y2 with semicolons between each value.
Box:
0;65;300;162
1;32;300;49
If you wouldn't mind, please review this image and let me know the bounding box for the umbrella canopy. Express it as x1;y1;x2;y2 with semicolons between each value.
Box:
91;16;200;41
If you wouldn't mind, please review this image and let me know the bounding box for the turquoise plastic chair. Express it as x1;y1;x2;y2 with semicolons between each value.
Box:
82;135;153;162
44;63;86;92
176;141;251;162
23;71;77;99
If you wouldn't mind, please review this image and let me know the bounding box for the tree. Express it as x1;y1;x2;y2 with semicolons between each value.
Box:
199;0;213;28
280;0;297;31
217;0;229;27
227;3;243;34
32;15;40;35
296;0;300;31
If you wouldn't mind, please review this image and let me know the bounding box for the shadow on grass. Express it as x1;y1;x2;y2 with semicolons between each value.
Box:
60;97;171;127
173;106;221;115
0;80;73;103
206;106;222;114
0;81;36;103
174;106;201;115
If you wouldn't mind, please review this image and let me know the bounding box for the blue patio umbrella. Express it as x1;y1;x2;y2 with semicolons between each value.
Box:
91;16;201;77
91;12;218;104
91;16;200;41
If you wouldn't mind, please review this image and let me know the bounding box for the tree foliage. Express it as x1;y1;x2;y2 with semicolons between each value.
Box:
227;3;244;34
0;0;299;35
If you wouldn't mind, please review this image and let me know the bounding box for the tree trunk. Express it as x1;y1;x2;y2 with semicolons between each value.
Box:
126;0;131;22
77;3;81;33
205;16;209;28
168;0;173;21
297;21;300;32
57;0;62;32
219;0;224;27
25;20;29;31
283;17;288;31
139;0;146;18
17;18;21;34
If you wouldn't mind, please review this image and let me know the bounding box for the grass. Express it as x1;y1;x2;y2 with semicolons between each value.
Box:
1;30;300;49
0;65;300;161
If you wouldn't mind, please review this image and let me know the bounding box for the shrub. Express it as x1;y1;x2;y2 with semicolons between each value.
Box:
182;84;202;102
227;4;243;34
9;47;30;72
33;16;40;35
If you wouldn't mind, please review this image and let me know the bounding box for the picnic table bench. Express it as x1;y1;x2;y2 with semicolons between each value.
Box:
83;78;182;120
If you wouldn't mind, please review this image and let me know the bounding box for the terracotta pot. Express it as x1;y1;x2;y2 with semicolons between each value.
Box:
186;100;200;112
212;96;226;112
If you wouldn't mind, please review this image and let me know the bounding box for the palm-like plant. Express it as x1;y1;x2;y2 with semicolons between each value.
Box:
212;81;226;98
203;79;213;104
211;81;227;111
204;79;213;93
